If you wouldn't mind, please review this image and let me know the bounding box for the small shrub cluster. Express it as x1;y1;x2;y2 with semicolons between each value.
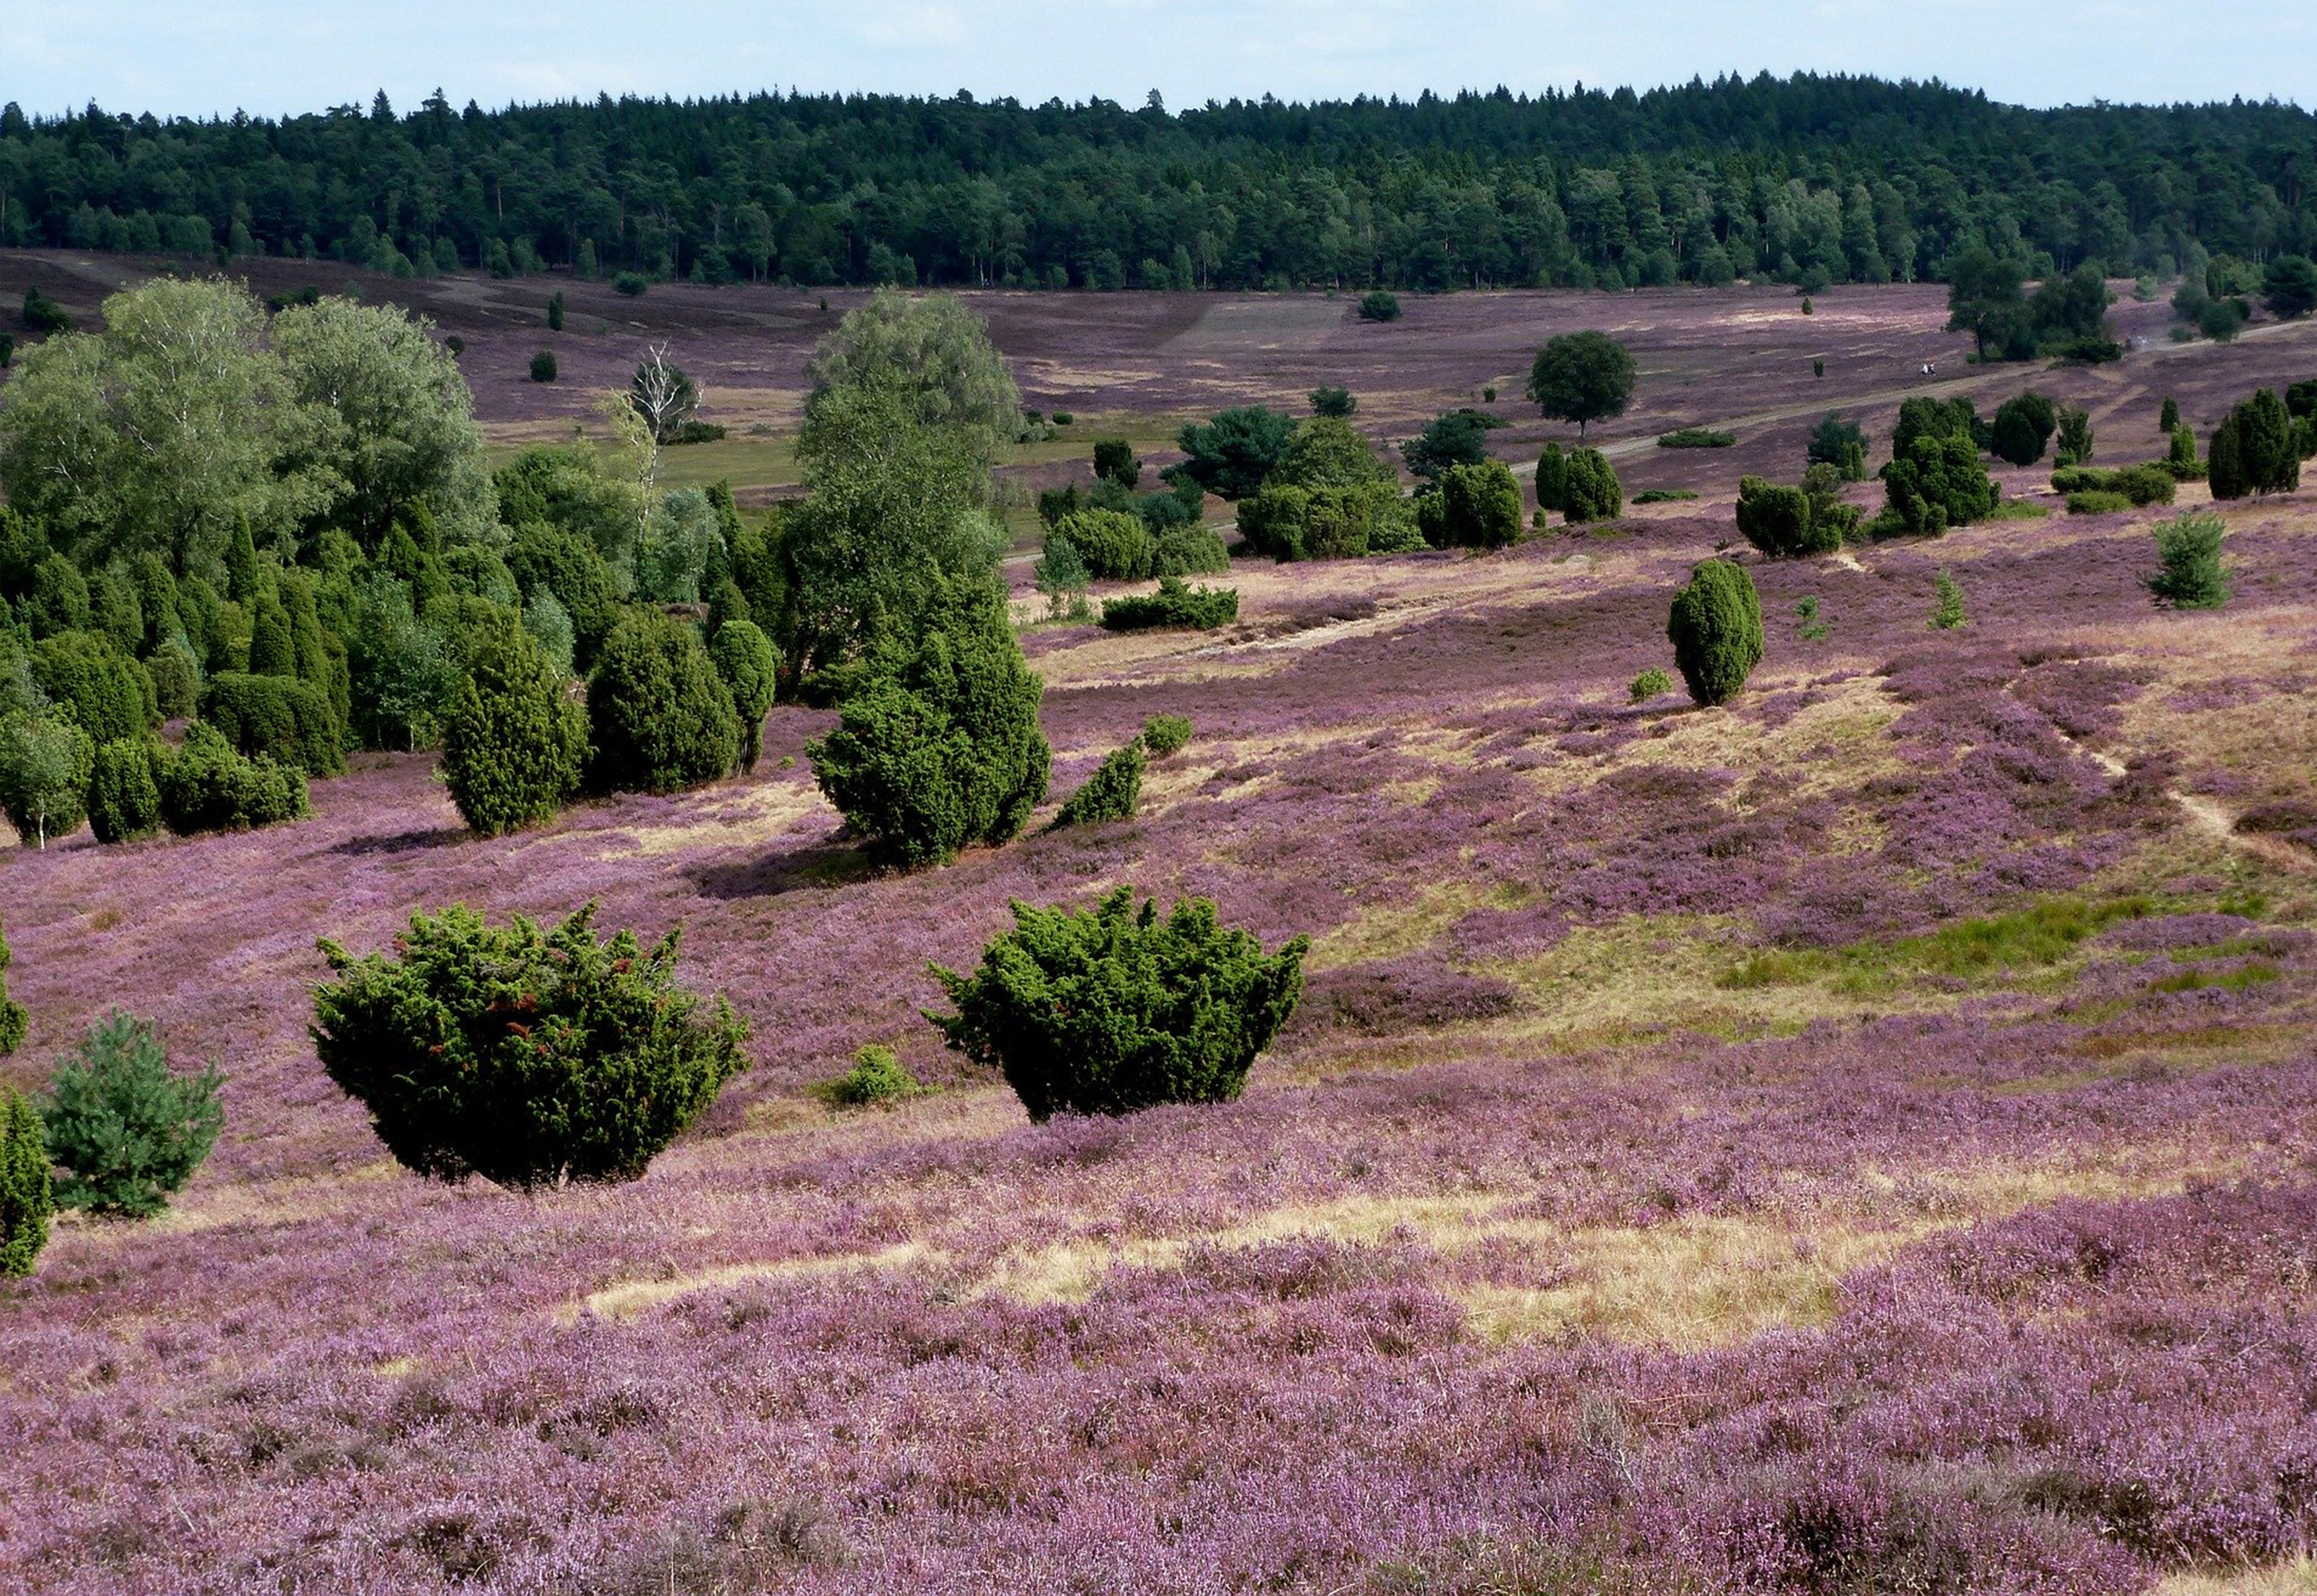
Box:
930;888;1309;1122
313;903;749;1188
1667;559;1763;706
585;614;740;795
2208;388;2301;500
87;738;163;843
2050;463;2175;507
819;1044;920;1108
1560;447;1623;523
157;722;309;835
39;1011;223;1218
1139;713;1192;757
199;672;344;776
2144;512;2231;609
1049;739;1145;829
1630;489;1698;505
1357;290;1402;323
1990;393;2057;466
1807;414;1870;480
1053;508;1154;580
1100;577;1240;632
1656;426;1735;449
443;623;588;836
1416;460;1522;549
1629;667;1675;702
1880;431;1998;535
1735;465;1858;556
2064;490;2133;515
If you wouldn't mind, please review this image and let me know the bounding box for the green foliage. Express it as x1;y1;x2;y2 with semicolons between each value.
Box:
21;287;71;335
2199;296;2247;342
820;1044;920;1108
1092;438;1140;490
1883;432;1998;534
1170;406;1295;500
198;671;344;775
1534;442;1568;511
2050;464;2175;506
529;350;558;382
2160;396;2181;433
629;353;700;442
2167;422;2204;480
1100;577;1241;631
1560;447;1624;523
1932;569;1968;630
313;903;749;1188
38;1011;222;1217
1150;523;1232;577
1807;414;1870;480
1631;489;1700;505
1054;508;1155;581
2053;406;2094;468
0;920;24;1056
1629;667;1674;702
612;271;649;297
1033;535;1092;621
0;1088;48;1278
2145;512;2231;609
1890;396;1979;460
2264;255;2317;320
0;713;93;847
1357;290;1402;322
143;639;199;721
87;738;163;843
1657;427;1735;448
547;291;565;332
1400;409;1502;481
585;614;741;794
930;887;1309;1123
506;519;622;667
443;623;588;836
1140;713;1193;757
247;590;296;676
32;630;151;744
807;575;1050;868
157;720;308;835
521;586;577;679
1667;559;1764;707
1308;386;1356;418
708;619;778;773
1420;460;1523;549
2065;490;2133;515
24;555;90;636
1275;416;1396;491
636;487;724;603
1991;392;2057;467
1526;331;1635;439
804;287;1022;469
1735;473;1847;557
1050;739;1145;829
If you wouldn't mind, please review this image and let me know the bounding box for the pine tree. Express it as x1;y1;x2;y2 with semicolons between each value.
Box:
247;591;296;677
0;1086;50;1278
225;514;264;605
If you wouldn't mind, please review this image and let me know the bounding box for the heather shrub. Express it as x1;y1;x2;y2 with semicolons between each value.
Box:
808;575;1050;868
0;713;93;847
442;623;588;836
2144;512;2231;609
38;1011;223;1218
0;919;24;1056
313;903;748;1188
0;1087;48;1278
1667;559;1763;706
1140;713;1192;757
1055;508;1155;581
585;614;741;794
1049;739;1144;829
157;721;308;836
930;887;1309;1122
199;671;344;776
707;619;778;774
1149;522;1231;576
820;1044;920;1108
1100;577;1240;631
32;630;151;745
1629;667;1674;702
87;738;163;843
1560;447;1623;523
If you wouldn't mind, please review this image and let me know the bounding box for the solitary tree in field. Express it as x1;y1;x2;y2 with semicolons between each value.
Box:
1525;332;1634;440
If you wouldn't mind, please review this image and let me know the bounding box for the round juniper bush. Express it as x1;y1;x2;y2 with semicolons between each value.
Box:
1667;558;1764;706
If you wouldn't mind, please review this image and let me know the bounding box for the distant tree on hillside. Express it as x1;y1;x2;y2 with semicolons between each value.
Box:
2265;256;2317;321
1525;332;1634;440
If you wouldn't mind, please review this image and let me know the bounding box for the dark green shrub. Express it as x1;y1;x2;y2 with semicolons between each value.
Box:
2160;396;2181;433
32;631;150;745
708;619;779;774
1991;392;2057;466
506;521;622;667
1631;489;1700;505
313;903;749;1189
0;1087;48;1278
0;713;93;848
1054;508;1155;581
1150;523;1231;576
613;271;650;297
144;641;199;721
1667;559;1764;706
38;1011;222;1217
1422;460;1522;549
443;623;588;836
1093;438;1141;490
2054;406;2094;467
1657;427;1736;448
1140;713;1192;757
1100;578;1240;631
1235;485;1309;559
2145;512;2230;609
1735;476;1822;557
1561;448;1624;523
2166;423;2205;481
1309;385;1356;418
929;887;1309;1122
529;350;558;383
1170;406;1297;500
1882;433;1997;534
0;919;25;1056
2066;490;2133;515
1357;290;1402;322
198;671;343;775
819;1044;920;1108
1629;667;1674;702
24;555;91;637
808;575;1050;868
1050;740;1144;829
585;614;741;794
1807;414;1870;480
1535;442;1568;511
157;721;308;835
88;739;163;843
1932;570;1968;630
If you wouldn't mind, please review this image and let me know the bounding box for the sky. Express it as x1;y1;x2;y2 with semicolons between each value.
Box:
4;0;2312;121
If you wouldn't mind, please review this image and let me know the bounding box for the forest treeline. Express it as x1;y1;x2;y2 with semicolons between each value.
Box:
1;73;2312;292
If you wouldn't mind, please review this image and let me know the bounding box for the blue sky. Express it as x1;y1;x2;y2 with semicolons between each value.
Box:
5;0;2311;119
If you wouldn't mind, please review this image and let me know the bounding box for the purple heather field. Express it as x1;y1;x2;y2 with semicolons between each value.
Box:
7;281;2317;1594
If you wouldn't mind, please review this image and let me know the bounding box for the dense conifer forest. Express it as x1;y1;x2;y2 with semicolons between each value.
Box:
2;73;2313;290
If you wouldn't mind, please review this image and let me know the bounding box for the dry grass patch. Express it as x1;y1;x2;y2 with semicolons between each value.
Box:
619;779;828;856
564;1242;931;1324
2156;1557;2317;1595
